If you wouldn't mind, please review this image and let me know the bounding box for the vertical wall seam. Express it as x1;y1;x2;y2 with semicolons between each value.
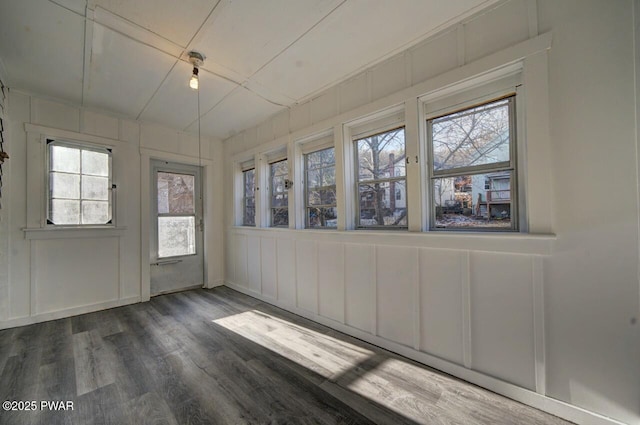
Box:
462;251;472;369
315;241;320;314
342;242;347;324
532;255;546;395
414;247;421;351
372;245;378;336
293;239;298;309
29;242;36;316
274;238;279;301
258;237;263;295
117;236;122;300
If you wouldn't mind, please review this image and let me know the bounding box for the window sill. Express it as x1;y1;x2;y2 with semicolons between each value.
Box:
23;226;128;240
229;226;555;255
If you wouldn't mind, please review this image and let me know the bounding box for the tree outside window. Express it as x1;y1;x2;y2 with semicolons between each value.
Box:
305;147;336;228
355;127;407;228
270;159;288;227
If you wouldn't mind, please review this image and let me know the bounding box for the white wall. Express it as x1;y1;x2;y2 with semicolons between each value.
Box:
222;1;640;424
0;91;225;328
540;1;640;422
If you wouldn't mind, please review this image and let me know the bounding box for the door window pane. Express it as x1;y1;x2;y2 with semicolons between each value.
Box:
158;216;196;258
157;172;195;214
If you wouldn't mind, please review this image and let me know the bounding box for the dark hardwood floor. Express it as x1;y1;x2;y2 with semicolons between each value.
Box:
0;287;570;424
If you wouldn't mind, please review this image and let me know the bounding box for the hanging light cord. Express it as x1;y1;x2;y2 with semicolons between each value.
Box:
197;81;204;231
196;77;207;289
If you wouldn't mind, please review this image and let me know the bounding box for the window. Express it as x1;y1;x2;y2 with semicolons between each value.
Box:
242;168;256;226
305;147;337;228
270;159;288;227
428;96;517;230
355;127;407;228
47;140;112;225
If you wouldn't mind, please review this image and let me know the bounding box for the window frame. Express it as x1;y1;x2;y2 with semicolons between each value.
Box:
426;94;519;232
242;167;256;227
45;138;113;227
269;157;289;228
304;146;337;229
353;124;408;230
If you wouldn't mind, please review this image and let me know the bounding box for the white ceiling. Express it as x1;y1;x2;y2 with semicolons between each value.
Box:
0;0;496;140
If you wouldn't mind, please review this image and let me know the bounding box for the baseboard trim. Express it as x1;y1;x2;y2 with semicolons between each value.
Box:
0;296;141;330
152;284;202;297
223;280;625;425
206;279;225;289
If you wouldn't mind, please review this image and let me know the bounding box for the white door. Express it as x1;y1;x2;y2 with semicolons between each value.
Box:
150;161;204;296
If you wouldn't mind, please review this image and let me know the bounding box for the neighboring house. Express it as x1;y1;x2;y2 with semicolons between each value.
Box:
472;172;511;219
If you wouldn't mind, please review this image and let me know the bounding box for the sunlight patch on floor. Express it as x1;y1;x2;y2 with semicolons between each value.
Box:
213;310;375;380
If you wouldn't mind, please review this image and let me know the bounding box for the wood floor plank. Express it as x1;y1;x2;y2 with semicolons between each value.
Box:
39;319;73;367
0;327;16;381
144;351;195;408
0;287;572;425
160;350;248;424
245;357;375;425
102;332;154;400
0;325;46;404
71;312;100;335
121;391;179;425
75;383;128;425
72;330;117;396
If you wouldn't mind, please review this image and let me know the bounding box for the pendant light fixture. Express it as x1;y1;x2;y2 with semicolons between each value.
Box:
188;51;204;90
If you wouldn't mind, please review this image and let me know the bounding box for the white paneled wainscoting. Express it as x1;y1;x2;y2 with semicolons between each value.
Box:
225;227;613;425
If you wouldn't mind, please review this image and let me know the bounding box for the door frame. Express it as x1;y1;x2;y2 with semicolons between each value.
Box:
150;160;203;296
140;149;216;302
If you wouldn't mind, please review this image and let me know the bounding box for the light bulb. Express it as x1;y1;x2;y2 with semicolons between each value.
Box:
189;74;199;90
189;67;199;90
